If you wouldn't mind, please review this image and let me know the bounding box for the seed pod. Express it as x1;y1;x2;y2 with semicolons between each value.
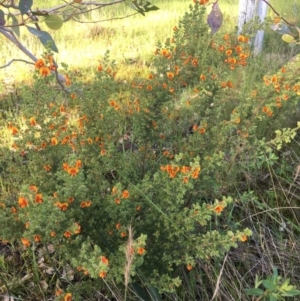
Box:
207;0;223;35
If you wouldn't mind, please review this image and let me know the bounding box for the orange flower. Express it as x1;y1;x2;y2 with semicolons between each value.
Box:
121;231;126;237
121;189;130;199
116;223;121;230
35;59;45;69
274;16;281;24
101;256;109;265
62;163;69;171
39;66;51;77
8;124;18;135
235;45;242;53
166;72;174;80
200;74;206;81
35;193;43;204
29;117;37;126
54;202;69;211
34;235;41;242
67;166;79;177
186;264;193;271
70;93;76;99
29;185;38;193
97;65;103;72
214;204;224;214
240;235;248;242
64;231;72;238
147;85;153;91
21;238;30;247
25;221;30;228
50;231;56;237
191;167;201;179
64;75;71;86
75;160;82;168
51;137;58;146
11;207;17;213
74;223;81;234
68;197;74;203
18;196;28;208
148;74;154;79
223;34;230;41
181;166;191;174
227;81;234;88
115;198;121;204
162;82;168;89
225;49;232;56
100;149;106;156
64;292;72;301
99;271;107;278
56;289;63;296
109;100;117;107
80;201;92;208
192;58;198;66
137;247;145;255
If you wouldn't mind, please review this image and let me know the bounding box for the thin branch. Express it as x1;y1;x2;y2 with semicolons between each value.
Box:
72;12;138;23
0;58;34;69
0;27;37;61
262;0;296;27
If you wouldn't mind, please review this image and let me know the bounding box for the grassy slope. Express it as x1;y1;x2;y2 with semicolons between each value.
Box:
1;0;298;88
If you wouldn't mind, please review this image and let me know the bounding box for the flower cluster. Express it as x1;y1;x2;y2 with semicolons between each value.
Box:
62;160;82;177
160;164;201;182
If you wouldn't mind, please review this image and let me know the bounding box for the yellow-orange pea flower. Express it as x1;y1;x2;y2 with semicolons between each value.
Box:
35;59;45;69
18;196;28;208
21;238;30;247
122;190;130;198
39;66;51;77
64;292;72;301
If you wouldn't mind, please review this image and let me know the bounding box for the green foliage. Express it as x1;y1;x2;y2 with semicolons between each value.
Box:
0;1;299;300
246;268;300;300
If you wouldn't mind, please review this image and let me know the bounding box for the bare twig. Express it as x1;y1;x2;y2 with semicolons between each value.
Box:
262;0;296;27
0;58;34;69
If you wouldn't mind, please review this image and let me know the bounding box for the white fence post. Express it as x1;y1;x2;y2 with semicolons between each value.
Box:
254;0;269;55
237;0;270;55
237;0;256;34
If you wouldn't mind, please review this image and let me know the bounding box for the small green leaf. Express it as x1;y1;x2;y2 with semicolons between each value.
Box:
245;288;264;296
262;280;277;291
45;14;63;30
19;0;33;15
281;290;300;297
282;34;295;43
8;13;20;37
26;26;59;52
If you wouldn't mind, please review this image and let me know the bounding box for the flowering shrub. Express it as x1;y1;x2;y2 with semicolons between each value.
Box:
0;1;299;299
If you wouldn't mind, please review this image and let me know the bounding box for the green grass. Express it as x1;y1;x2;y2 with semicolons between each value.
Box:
1;0;299;87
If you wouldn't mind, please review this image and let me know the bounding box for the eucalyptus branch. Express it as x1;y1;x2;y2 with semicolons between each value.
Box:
0;58;34;69
0;27;66;84
262;0;296;27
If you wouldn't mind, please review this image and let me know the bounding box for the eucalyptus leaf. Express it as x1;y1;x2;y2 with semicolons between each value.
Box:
8;13;20;37
19;0;33;15
26;26;59;52
0;9;5;26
